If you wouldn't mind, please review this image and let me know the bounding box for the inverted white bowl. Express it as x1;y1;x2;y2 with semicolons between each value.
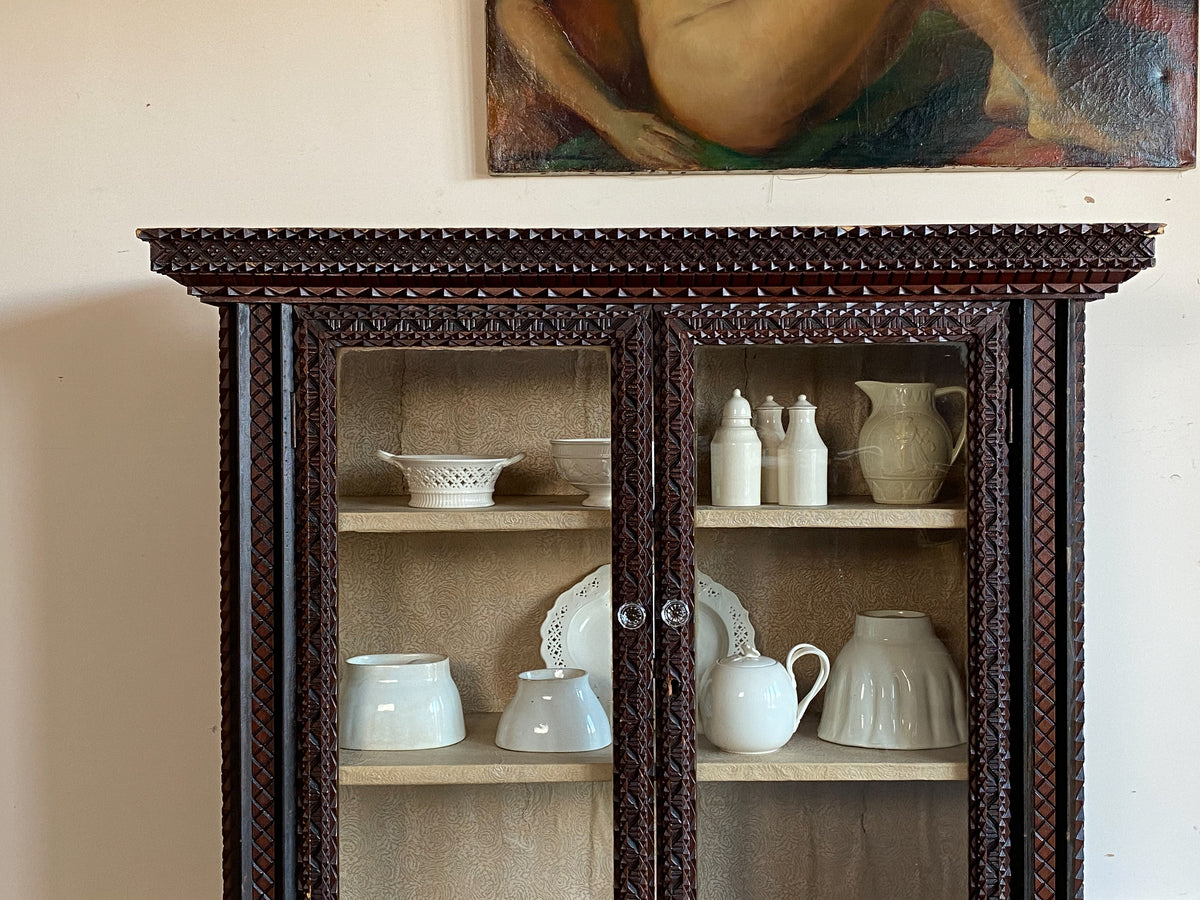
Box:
495;667;612;753
339;653;466;751
817;610;967;750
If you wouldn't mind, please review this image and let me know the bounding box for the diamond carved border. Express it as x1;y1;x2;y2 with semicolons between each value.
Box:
656;301;1011;900
292;303;656;900
138;224;1160;297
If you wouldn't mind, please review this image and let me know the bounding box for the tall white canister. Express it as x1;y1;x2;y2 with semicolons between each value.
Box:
754;395;785;504
711;389;761;507
779;394;828;506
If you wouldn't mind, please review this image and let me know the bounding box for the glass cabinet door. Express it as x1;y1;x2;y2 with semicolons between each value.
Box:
294;306;655;900
655;303;1011;900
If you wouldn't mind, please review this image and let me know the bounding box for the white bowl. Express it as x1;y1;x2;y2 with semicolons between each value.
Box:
550;438;611;508
376;451;523;508
817;610;967;750
339;653;466;751
495;667;612;753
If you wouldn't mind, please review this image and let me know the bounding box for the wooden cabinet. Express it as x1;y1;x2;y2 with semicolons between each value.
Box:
141;224;1159;900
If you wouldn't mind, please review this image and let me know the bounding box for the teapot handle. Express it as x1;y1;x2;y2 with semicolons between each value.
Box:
786;643;831;733
935;386;969;466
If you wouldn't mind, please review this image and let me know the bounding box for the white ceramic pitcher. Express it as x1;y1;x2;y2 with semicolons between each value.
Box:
855;381;967;505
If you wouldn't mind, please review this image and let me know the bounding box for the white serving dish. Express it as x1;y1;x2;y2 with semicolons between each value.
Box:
550;438;611;507
817;610;968;750
376;451;523;508
539;564;756;728
495;667;612;753
339;653;466;751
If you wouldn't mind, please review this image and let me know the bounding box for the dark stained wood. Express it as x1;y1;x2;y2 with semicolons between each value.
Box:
291;303;658;900
147;225;1160;900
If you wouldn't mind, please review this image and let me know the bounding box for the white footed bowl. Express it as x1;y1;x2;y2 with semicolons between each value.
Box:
339;653;466;751
550;439;611;508
817;610;967;750
495;667;612;753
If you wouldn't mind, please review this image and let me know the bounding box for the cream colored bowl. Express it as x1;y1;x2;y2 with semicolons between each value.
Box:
550;438;611;507
817;610;967;750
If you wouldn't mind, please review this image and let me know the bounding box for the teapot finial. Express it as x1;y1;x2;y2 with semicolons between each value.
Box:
738;641;760;659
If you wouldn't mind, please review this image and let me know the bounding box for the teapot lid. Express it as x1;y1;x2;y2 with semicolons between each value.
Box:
722;389;752;420
717;641;775;668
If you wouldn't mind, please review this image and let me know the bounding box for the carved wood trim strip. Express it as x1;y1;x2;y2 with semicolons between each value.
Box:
137;225;1160;297
292;303;657;900
654;316;698;900
1068;302;1087;899
655;301;1011;900
219;304;285;900
1028;300;1059;898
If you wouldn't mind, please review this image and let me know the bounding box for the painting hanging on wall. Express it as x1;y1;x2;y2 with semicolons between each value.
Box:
486;0;1197;172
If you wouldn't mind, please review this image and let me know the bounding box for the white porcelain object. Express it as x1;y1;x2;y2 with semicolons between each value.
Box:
549;438;611;507
818;610;968;750
710;389;761;507
539;564;757;726
754;395;785;504
376;451;524;508
855;381;967;504
339;653;466;751
778;394;828;506
495;667;612;753
699;642;830;754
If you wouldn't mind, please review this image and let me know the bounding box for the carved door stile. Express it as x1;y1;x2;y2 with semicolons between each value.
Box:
291;302;657;900
653;300;1012;900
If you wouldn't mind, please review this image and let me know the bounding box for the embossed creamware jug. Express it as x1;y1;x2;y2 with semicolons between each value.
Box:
698;642;830;754
855;381;967;505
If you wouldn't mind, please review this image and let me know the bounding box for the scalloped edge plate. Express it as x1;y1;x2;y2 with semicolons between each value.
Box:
539;564;756;727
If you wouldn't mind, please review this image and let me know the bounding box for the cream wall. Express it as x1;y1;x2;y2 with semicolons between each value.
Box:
1;1;1195;897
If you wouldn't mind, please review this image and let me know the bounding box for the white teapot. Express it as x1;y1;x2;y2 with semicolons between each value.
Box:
699;641;830;754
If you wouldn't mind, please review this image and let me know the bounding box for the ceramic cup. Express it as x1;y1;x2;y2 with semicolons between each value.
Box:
817;610;968;750
339;653;466;751
495;667;612;753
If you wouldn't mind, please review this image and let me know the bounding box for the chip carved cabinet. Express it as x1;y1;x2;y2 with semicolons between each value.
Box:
141;224;1159;900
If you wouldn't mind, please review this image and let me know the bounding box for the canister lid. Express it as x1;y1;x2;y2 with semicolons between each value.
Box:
789;393;817;410
722;388;753;420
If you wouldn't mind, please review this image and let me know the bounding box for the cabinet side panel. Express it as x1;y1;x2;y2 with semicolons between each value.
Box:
612;315;657;900
219;304;249;898
1029;299;1059;899
220;304;286;899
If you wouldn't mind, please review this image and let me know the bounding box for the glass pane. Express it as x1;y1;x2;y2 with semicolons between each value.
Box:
335;346;615;899
694;343;970;899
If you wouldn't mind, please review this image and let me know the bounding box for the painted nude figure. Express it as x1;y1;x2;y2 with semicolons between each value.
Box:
494;0;1118;168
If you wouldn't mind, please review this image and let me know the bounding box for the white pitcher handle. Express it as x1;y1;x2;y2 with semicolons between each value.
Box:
786;643;830;733
935;386;969;466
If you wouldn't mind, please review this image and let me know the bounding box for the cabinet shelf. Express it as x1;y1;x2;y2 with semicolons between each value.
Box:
695;501;965;530
339;495;965;533
338;495;609;533
338;714;966;786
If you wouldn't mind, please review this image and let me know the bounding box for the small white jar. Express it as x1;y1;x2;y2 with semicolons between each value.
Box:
754;395;785;504
778;394;828;506
710;389;761;507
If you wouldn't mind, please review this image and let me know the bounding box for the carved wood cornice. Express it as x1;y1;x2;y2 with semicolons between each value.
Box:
138;224;1161;298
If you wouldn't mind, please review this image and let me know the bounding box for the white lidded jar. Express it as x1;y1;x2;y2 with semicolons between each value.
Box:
754;395;785;504
778;394;828;506
710;389;761;507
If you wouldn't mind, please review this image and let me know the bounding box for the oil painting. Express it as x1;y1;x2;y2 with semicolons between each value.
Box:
486;0;1197;172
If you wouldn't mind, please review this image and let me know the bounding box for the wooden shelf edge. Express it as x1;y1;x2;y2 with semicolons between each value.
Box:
338;715;966;786
339;495;966;533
